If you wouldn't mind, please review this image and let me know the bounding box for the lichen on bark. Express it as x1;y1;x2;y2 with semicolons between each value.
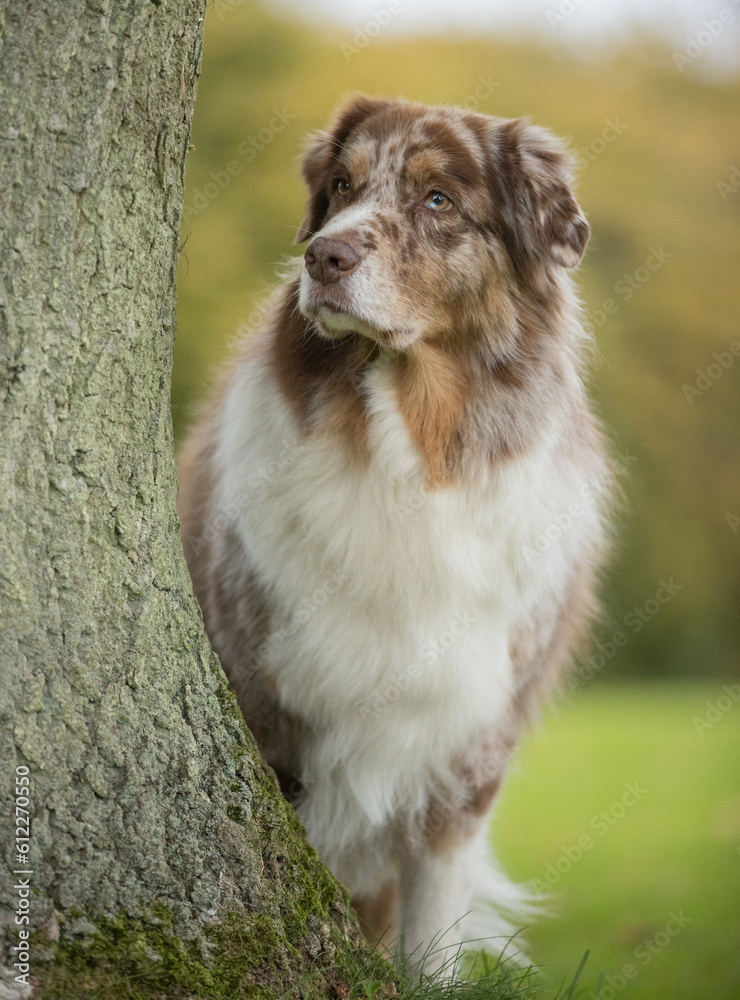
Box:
0;2;381;996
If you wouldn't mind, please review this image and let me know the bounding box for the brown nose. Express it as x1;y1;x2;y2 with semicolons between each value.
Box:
304;237;360;285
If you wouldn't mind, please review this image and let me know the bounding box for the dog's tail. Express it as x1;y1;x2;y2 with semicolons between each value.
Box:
459;842;542;970
404;829;543;979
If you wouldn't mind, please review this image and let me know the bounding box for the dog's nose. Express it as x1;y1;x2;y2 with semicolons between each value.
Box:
304;237;360;285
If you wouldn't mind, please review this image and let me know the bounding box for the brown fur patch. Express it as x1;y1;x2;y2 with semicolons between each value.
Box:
343;137;374;185
177;395;225;604
270;280;378;463
295;96;393;242
415;117;485;187
395;343;469;487
177;382;310;786
354;881;399;953
510;557;601;726
401;144;475;194
424;777;501;858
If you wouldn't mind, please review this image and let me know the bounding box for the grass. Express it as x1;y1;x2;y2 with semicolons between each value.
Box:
322;935;549;1000
492;682;740;999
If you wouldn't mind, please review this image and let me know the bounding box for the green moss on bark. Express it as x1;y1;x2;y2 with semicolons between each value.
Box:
34;899;371;1000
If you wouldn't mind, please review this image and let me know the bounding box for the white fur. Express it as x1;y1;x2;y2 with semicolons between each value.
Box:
211;334;601;964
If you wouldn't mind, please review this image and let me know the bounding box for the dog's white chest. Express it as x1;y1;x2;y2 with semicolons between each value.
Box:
218;351;592;740
217;349;596;846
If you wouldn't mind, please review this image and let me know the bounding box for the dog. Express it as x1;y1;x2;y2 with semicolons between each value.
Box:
177;95;612;974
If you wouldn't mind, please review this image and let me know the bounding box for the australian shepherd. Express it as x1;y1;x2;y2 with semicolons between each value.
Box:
178;95;611;974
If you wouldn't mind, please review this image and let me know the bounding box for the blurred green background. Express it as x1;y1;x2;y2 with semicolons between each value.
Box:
495;682;740;998
174;2;740;995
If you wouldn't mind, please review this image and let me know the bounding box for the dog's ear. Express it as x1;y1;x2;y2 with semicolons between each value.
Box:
294;94;392;244
492;118;589;271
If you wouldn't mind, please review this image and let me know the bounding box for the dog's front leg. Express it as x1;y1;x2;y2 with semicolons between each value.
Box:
399;833;482;976
397;773;507;977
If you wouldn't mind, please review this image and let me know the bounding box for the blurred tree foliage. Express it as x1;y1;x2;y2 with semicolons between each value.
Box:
175;0;740;681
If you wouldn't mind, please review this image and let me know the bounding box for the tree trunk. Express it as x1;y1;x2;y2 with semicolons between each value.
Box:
0;3;377;997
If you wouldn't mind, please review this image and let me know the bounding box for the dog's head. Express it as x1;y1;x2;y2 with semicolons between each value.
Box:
296;95;589;351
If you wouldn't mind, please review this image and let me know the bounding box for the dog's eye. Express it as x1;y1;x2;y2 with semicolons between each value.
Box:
425;191;453;212
335;178;351;196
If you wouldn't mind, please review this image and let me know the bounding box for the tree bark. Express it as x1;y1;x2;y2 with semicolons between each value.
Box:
0;3;376;997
